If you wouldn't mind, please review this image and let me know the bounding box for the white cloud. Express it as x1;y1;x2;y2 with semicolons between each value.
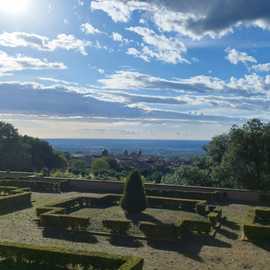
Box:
127;26;188;64
0;50;66;76
81;23;102;35
91;1;270;40
112;32;129;44
0;32;91;55
252;63;270;72
225;48;257;65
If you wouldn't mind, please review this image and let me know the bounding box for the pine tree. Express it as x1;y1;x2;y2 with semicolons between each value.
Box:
121;171;147;214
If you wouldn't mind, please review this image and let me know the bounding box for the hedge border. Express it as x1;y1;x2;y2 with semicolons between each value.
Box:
0;186;32;214
242;207;270;241
0;241;143;270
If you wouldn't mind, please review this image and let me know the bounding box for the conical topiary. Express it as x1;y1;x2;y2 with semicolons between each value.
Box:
121;171;147;214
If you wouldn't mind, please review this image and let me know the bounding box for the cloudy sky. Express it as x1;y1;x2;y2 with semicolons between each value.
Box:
1;0;270;139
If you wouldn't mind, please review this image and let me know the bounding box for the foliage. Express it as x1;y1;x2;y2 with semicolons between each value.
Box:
139;222;178;241
121;171;147;214
163;119;270;191
103;219;131;234
0;121;67;172
91;158;111;176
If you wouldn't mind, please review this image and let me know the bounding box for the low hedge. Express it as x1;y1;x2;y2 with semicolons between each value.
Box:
0;189;32;214
40;213;90;230
0;241;144;270
147;196;206;211
178;219;211;234
103;219;131;234
196;201;208;216
146;189;224;202
255;207;270;223
139;222;178;241
0;179;62;193
243;224;270;241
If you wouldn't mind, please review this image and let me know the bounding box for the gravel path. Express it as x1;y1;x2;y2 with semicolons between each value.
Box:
0;192;269;270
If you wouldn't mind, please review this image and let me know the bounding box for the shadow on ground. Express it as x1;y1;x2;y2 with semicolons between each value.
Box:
147;232;231;262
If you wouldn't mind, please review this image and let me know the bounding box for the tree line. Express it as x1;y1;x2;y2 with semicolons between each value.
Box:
0;122;66;172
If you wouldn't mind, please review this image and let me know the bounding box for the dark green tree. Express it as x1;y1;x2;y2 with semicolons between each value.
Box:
0;121;67;172
121;171;147;214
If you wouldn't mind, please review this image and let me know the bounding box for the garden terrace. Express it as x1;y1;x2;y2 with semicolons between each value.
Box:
36;193;217;241
0;186;31;214
0;241;143;270
1;192;270;270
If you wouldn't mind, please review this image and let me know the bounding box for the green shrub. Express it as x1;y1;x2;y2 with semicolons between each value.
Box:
0;241;144;270
147;196;205;211
139;222;178;241
178;219;211;234
196;201;207;215
0;190;32;214
255;207;270;223
243;224;270;241
146;189;223;202
121;171;147;214
40;213;90;230
208;212;219;227
103;219;131;234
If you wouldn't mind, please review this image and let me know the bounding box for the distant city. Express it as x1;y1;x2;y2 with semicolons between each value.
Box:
47;139;208;157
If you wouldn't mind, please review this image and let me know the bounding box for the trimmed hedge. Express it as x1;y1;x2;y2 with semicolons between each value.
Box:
196;201;207;215
0;179;64;193
243;224;270;241
40;213;90;230
103;219;131;234
0;241;144;270
139;222;178;241
178;219;211;234
147;196;206;211
0;186;32;214
146;189;224;202
243;207;270;241
37;194;124;232
255;207;270;223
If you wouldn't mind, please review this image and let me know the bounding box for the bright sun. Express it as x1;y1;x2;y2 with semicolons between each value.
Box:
0;0;30;15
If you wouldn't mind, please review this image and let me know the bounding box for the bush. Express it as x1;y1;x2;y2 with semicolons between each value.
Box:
147;196;205;211
208;212;219;227
139;222;178;241
103;219;131;234
243;224;270;241
40;213;90;231
0;241;144;270
121;171;147;214
0;189;32;214
196;201;207;215
146;189;223;203
255;207;270;223
178;219;211;234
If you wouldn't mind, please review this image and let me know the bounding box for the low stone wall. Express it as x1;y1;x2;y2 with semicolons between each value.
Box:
0;171;263;204
44;177;261;204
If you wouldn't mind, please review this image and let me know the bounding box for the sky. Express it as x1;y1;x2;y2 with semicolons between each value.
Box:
1;0;270;139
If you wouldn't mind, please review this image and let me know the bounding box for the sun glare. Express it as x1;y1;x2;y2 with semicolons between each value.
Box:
0;0;30;15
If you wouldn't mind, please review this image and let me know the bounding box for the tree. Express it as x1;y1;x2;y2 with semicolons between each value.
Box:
206;119;270;190
0;121;67;172
91;158;110;176
121;171;147;214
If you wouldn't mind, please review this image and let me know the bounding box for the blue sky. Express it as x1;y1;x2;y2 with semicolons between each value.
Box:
1;0;270;139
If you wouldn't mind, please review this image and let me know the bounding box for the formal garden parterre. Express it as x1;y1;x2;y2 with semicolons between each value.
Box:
0;173;269;269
